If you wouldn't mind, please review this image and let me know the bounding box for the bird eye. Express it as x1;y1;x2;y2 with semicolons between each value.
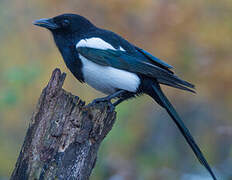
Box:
62;19;70;27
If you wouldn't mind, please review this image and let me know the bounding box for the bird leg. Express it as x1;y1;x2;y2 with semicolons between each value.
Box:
113;92;136;106
92;90;126;103
86;90;126;111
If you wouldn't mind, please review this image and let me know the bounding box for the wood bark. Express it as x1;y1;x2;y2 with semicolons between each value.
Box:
10;68;116;180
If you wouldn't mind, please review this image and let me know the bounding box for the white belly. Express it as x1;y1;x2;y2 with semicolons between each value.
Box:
80;55;140;94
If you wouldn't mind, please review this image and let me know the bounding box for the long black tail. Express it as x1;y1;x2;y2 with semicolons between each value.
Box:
147;82;217;180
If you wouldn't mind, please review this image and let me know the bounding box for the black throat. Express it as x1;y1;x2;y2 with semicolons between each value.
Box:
52;33;84;82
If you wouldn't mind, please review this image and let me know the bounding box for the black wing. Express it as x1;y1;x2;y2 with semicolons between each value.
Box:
77;47;195;93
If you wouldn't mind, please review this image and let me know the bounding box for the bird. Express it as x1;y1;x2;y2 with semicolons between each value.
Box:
33;13;217;180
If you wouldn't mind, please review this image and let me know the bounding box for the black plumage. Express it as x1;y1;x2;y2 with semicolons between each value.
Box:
33;14;217;180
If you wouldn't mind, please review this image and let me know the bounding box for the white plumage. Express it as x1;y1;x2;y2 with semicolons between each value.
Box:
76;38;140;94
76;38;115;50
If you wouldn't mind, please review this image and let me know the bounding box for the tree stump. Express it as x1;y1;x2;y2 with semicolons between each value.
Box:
10;68;116;180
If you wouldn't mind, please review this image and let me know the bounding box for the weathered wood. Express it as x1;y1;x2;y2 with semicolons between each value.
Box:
10;68;116;180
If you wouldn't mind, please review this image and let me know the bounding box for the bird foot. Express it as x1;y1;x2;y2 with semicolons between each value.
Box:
91;96;112;104
84;97;115;112
83;90;127;111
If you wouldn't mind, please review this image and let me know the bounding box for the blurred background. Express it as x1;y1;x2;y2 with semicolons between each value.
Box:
0;0;231;179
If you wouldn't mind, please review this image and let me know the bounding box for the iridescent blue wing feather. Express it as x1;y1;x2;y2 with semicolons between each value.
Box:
135;47;173;71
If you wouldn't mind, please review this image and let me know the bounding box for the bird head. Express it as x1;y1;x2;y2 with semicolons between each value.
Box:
33;14;95;35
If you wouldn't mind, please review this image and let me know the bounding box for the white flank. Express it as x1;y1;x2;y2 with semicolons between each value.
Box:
79;55;140;94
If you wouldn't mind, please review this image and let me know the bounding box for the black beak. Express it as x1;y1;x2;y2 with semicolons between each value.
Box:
33;18;59;30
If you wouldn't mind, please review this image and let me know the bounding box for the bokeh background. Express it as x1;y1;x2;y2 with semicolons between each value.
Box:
0;0;232;179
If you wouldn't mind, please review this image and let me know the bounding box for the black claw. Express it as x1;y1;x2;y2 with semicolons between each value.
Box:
92;97;111;104
84;97;115;110
107;102;115;112
92;97;115;112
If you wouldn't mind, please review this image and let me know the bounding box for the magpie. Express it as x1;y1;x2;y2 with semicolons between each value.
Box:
33;14;217;179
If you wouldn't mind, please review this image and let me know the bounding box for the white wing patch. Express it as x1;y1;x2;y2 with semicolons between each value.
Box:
119;46;125;51
76;37;126;51
76;37;116;50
